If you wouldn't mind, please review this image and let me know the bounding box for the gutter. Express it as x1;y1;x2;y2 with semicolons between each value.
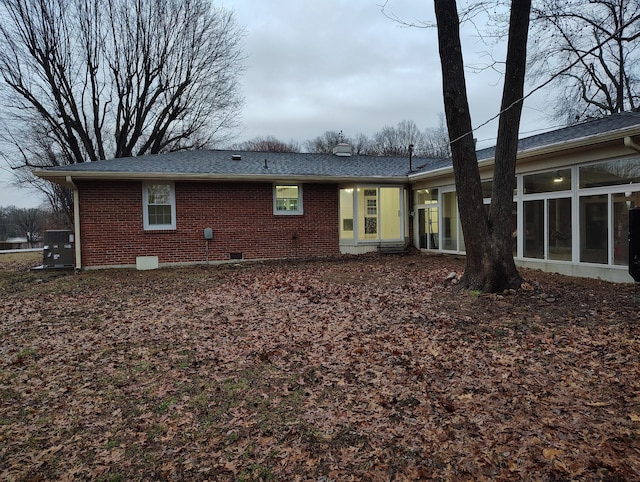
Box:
34;170;410;185
410;125;640;183
408;165;453;183
65;175;82;270
513;124;640;160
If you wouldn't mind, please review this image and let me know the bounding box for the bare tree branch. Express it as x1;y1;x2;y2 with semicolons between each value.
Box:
0;0;245;215
530;0;640;121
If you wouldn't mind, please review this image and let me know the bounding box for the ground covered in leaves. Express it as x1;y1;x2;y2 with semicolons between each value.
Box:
1;252;639;481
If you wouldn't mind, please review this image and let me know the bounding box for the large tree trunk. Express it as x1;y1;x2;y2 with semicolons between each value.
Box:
434;0;531;292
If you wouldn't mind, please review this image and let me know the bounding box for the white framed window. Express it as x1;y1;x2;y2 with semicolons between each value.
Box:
274;184;303;215
339;185;404;242
143;182;176;230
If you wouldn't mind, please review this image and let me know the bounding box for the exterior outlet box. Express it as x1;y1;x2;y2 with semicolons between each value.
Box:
204;228;213;240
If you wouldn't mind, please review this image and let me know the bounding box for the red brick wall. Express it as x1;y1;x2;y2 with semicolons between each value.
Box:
77;180;340;267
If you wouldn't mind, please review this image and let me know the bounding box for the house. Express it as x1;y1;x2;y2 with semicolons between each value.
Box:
0;237;30;251
34;112;640;282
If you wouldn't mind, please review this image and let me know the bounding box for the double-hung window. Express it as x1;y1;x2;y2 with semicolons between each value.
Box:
274;184;303;215
143;182;176;230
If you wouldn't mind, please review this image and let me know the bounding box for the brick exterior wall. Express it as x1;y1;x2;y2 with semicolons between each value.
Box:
77;180;340;267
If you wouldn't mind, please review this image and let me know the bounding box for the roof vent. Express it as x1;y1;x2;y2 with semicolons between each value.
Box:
332;143;352;157
232;154;242;161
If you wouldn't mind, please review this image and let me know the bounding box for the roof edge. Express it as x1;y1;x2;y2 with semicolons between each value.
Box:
410;122;640;182
34;170;409;185
480;122;640;162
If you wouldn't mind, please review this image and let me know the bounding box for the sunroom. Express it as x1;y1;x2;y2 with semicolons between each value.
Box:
338;185;409;254
412;155;640;283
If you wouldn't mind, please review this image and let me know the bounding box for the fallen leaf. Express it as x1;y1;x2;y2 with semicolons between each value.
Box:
543;448;564;460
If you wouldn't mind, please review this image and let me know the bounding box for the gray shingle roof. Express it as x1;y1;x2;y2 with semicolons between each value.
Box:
43;149;419;178
36;112;640;181
475;111;640;162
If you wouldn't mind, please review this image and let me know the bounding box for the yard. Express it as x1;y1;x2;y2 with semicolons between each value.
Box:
1;251;639;481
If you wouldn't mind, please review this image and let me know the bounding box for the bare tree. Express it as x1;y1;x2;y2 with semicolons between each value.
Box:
304;130;347;154
529;0;640;122
304;130;372;155
0;0;244;212
351;133;373;155
9;125;75;226
371;125;404;156
8;207;46;246
435;0;531;292
370;120;426;156
231;136;300;153
423;113;451;158
303;121;448;157
0;206;10;240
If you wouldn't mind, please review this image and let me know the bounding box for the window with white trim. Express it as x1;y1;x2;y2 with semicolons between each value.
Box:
342;186;403;242
143;182;176;230
274;184;303;214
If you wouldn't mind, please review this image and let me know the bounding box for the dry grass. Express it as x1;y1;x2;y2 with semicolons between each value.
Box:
0;250;41;265
1;254;639;481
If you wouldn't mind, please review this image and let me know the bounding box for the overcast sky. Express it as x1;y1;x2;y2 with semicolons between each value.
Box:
0;0;555;209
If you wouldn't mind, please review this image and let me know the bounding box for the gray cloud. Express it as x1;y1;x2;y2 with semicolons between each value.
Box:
0;0;551;208
229;0;549;148
231;0;446;141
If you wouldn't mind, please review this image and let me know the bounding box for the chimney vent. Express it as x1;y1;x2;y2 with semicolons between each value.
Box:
332;143;352;157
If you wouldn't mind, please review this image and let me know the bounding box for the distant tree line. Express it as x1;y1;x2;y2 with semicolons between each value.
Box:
230;117;451;157
0;206;63;246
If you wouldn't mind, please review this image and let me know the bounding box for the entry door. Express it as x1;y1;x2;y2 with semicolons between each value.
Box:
363;189;378;239
418;207;439;249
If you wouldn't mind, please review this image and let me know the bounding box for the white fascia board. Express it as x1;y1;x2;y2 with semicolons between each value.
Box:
32;170;76;188
34;170;409;185
408;166;453;183
408;125;640;183
496;125;640;162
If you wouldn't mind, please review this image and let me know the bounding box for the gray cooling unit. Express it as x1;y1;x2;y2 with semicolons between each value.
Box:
43;230;75;269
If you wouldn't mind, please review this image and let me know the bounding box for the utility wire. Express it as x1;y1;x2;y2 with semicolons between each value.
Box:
448;12;640;146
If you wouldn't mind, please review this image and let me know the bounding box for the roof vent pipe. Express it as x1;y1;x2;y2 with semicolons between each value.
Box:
332;143;352;157
409;144;414;171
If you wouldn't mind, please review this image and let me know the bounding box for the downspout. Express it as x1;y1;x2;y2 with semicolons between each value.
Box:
624;136;640;152
65;175;82;270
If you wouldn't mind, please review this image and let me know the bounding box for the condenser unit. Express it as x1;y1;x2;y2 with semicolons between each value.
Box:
43;230;75;269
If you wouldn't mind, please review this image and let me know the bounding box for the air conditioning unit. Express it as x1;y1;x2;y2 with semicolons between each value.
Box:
43;230;75;269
